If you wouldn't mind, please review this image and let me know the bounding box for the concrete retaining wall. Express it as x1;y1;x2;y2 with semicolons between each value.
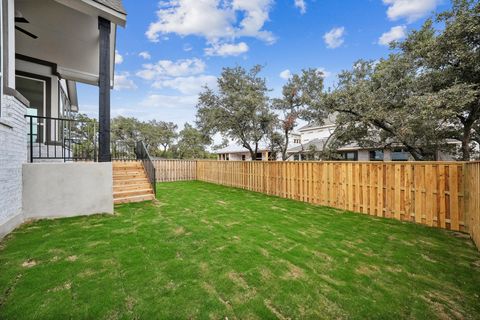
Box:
22;162;113;219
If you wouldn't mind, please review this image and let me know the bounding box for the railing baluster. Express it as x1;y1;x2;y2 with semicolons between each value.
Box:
29;117;33;163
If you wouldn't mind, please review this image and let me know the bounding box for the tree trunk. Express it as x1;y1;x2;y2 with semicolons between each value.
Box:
282;128;290;161
461;125;472;161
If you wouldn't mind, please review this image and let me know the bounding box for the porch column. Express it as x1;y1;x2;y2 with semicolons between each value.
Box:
98;17;111;162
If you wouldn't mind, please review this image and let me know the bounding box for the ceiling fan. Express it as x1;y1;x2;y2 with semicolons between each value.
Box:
15;11;38;39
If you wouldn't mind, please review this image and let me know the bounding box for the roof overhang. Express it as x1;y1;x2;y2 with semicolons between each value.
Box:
54;0;126;27
15;0;124;86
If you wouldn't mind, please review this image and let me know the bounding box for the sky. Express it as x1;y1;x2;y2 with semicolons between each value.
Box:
77;0;451;129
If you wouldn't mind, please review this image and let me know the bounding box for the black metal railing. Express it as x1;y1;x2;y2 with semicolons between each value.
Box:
135;141;156;196
26;115;148;163
111;140;137;160
25;115;98;162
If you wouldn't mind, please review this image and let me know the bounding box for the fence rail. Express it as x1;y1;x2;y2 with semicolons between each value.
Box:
151;160;480;248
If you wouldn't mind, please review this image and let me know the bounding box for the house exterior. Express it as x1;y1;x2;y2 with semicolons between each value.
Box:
0;0;127;238
290;121;458;161
214;132;301;161
215;115;458;162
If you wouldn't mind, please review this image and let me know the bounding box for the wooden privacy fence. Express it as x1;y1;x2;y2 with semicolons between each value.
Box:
465;162;480;248
152;160;480;248
196;161;467;231
153;160;197;182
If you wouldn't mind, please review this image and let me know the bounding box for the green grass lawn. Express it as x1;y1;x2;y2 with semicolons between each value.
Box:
1;181;480;319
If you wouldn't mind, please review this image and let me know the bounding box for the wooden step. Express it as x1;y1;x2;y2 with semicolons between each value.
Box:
114;188;153;199
112;161;155;204
113;171;147;177
113;178;150;186
113;173;148;180
113;183;151;192
114;194;155;204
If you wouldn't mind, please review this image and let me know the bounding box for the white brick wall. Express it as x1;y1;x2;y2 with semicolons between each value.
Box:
0;94;27;237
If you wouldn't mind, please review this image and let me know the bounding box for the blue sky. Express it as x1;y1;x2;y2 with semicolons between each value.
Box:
77;0;450;128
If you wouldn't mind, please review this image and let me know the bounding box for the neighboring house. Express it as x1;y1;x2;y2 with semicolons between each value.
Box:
215;132;301;161
215;143;272;161
0;0;137;239
289;121;459;161
216;114;459;162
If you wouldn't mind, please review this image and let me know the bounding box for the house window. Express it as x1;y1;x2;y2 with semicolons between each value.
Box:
341;151;358;161
391;148;409;161
293;138;300;144
242;155;246;161
293;154;299;161
369;150;384;161
255;153;262;161
226;154;229;161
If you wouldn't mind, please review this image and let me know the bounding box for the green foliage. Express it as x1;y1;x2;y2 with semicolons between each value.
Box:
196;65;276;160
1;181;479;318
174;123;212;159
313;0;480;160
70;113;98;159
272;69;325;160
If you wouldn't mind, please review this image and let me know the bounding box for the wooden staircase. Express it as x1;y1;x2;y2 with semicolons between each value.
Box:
113;161;155;204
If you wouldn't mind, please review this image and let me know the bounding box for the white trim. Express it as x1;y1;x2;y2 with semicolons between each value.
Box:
57;66;98;85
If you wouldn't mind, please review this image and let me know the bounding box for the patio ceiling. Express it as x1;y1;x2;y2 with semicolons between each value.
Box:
15;0;124;86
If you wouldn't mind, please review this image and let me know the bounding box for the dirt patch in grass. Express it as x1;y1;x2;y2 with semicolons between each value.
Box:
259;248;269;257
49;281;72;292
66;255;78;262
173;226;185;236
422;291;465;320
355;265;380;276
259;267;273;281
421;254;438;263
227;272;249;289
21;259;37;268
282;262;304;280
264;300;289;320
125;296;136;312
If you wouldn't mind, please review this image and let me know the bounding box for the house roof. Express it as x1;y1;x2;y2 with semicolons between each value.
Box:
93;0;126;15
298;114;337;132
287;138;329;153
214;143;269;154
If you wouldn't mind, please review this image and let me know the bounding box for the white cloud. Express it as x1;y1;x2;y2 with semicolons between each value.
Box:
316;67;331;78
205;42;249;56
114;72;137;91
139;51;151;60
146;0;275;55
323;27;345;49
137;58;216;94
152;75;217;94
378;25;407;45
183;43;193;52
294;0;306;14
279;69;292;80
383;0;440;23
115;50;123;64
139;94;198;109
137;58;206;80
